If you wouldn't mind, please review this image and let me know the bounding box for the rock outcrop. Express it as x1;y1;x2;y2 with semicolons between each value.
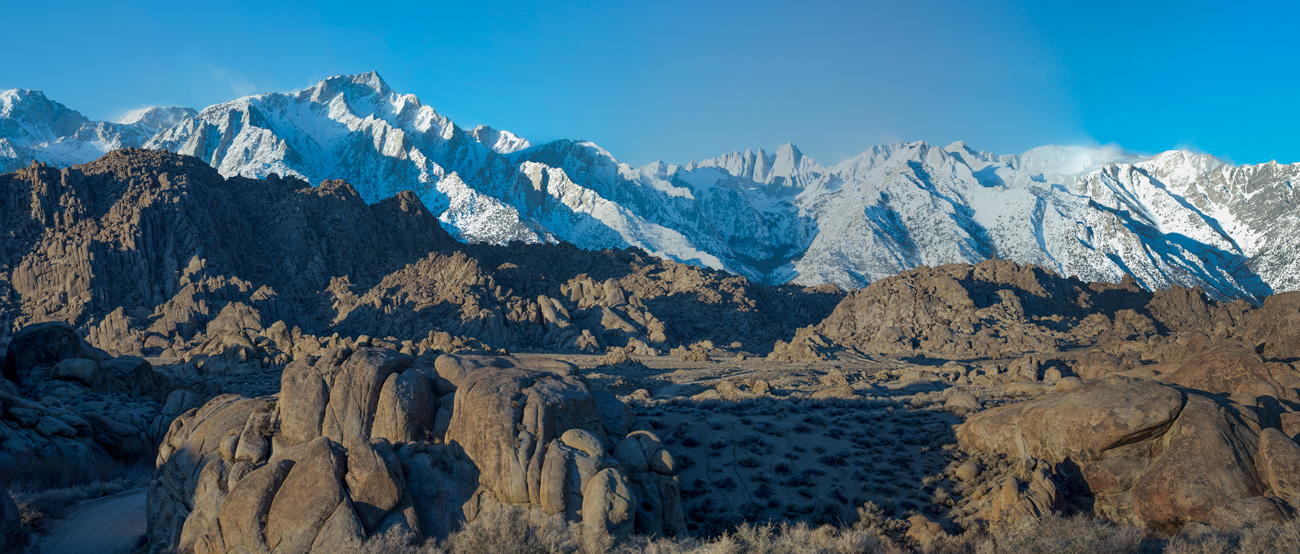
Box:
774;259;1254;362
148;348;684;553
958;375;1300;532
1242;291;1300;361
0;322;177;469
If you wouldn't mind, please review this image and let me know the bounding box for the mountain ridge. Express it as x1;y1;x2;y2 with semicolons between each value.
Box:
1;71;1296;300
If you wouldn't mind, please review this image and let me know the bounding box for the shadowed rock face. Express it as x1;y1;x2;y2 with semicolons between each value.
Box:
0;150;839;362
0;321;176;472
0;483;19;550
148;348;684;553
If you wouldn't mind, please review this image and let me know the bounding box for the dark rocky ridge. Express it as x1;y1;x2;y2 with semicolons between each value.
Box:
0;149;841;362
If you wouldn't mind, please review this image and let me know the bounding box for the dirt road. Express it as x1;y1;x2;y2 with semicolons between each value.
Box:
41;489;147;554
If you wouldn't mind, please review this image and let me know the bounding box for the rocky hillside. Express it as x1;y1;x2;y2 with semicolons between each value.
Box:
770;259;1263;362
0;149;840;361
3;73;1297;299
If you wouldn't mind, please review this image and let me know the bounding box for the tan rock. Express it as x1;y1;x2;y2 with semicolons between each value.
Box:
1130;395;1264;532
371;368;436;443
1257;428;1300;505
3;322;92;384
319;349;410;443
582;468;636;540
344;435;405;532
266;437;348;554
216;459;293;552
446;364;605;505
812;385;855;399
1162;343;1278;396
906;515;945;550
954;461;982;482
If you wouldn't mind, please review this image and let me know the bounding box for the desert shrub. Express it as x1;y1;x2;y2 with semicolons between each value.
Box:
974;514;1147;554
1164;518;1300;554
15;488;82;532
445;506;574;554
0;454;151;492
817;454;847;467
356;526;444;554
721;522;895;554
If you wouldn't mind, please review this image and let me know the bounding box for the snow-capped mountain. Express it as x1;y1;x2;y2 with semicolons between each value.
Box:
0;89;195;173
1;72;1296;300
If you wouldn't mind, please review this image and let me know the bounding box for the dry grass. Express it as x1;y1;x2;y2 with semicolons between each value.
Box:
0;455;151;492
361;503;909;554
446;507;577;554
356;527;445;554
1163;518;1300;554
971;515;1148;554
317;493;1300;554
608;522;897;554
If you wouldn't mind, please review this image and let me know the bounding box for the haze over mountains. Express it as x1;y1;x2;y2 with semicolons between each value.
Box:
2;72;1297;300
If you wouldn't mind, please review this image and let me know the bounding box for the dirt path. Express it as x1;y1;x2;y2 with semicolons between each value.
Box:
41;489;147;554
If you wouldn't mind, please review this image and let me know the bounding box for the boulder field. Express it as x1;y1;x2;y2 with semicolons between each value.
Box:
148;348;684;553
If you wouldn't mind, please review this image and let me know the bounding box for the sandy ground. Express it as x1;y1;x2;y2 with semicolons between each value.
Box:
40;489;147;554
551;352;1007;534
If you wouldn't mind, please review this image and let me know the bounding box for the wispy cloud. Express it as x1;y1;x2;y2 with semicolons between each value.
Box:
114;105;161;124
1175;142;1236;165
210;68;259;97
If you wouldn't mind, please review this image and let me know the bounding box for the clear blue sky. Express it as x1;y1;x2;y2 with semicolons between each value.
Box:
1;0;1296;166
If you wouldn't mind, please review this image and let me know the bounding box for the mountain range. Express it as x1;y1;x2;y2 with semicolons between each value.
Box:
2;71;1296;300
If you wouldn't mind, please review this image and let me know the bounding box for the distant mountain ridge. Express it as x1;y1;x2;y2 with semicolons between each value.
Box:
2;71;1296;300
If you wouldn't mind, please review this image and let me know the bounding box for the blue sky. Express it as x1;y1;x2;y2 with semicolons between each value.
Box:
1;0;1296;166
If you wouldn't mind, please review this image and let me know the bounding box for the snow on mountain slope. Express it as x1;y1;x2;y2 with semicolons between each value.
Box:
780;141;1286;299
1;72;1296;299
0;89;194;173
468;125;530;154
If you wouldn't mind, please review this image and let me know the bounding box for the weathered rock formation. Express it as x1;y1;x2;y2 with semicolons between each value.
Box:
959;374;1300;532
148;348;684;553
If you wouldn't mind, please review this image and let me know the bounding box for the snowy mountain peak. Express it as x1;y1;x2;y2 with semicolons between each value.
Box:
691;142;819;187
311;71;392;100
0;88;59;109
468;124;530;154
2;78;1299;299
116;106;198;134
0;89;90;137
